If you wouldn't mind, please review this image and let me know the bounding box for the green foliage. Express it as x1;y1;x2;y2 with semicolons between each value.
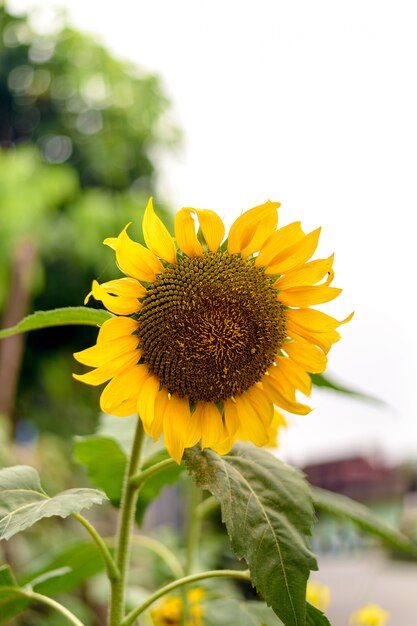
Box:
0;465;107;540
74;413;184;523
0;3;179;189
0;306;112;338
306;603;332;626
184;443;317;626
310;373;382;404
204;598;285;625
0;564;29;624
19;541;106;596
312;486;417;557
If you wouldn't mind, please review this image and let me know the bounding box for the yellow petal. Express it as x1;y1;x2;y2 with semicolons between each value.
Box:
262;375;311;415
286;307;351;332
275;255;334;289
265;228;321;275
256;222;304;268
96;316;139;344
223;400;240;439
143;197;177;264
245;384;274;427
195;209;225;252
266;409;287;448
100;364;147;416
283;341;327;373
234;394;270;446
196;402;226;450
228;200;280;257
286;320;340;354
88;280;143;315
278;285;342;307
147;388;169;441
106;223;164;282
174;208;203;257
162;394;191;463
73;351;140;386
74;335;140;367
136;374;160;430
273;357;312;396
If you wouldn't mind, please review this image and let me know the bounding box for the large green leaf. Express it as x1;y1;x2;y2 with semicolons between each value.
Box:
310;373;382;404
0;465;107;540
184;443;317;626
205;598;285;625
0;306;112;339
19;541;106;596
0;564;29;624
306;603;332;626
312;486;417;556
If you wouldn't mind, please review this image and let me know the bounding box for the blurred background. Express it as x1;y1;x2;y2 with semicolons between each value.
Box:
1;1;417;624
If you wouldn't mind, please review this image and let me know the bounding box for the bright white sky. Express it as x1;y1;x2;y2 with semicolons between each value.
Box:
9;0;417;466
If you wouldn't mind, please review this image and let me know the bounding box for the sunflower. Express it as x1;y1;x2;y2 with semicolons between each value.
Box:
74;198;352;463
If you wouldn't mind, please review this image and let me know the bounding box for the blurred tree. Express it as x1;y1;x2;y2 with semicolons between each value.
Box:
0;1;178;438
0;1;179;189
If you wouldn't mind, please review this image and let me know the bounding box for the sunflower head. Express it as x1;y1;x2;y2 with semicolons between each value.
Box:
74;198;352;463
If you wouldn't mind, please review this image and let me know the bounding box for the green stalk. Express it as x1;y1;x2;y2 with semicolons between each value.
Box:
129;457;177;489
2;587;85;626
120;569;251;626
108;417;145;626
185;480;202;575
72;513;119;581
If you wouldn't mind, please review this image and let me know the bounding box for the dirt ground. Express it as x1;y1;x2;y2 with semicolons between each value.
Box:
311;551;417;626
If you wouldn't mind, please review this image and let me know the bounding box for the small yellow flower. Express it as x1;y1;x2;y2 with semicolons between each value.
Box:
74;198;352;463
151;589;204;626
306;580;331;612
350;603;390;626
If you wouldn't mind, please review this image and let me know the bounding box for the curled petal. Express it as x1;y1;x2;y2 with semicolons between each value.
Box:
143;197;177;264
86;279;143;315
275;255;335;289
104;223;163;282
175;208;203;256
195;209;225;252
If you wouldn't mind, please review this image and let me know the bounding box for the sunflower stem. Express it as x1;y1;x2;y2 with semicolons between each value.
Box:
108;417;145;626
1;587;85;626
129;457;177;489
185;480;202;575
72;513;120;581
120;569;251;626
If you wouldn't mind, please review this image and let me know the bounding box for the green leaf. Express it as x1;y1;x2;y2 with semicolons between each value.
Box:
310;373;382;405
74;436;126;503
205;598;285;625
0;307;112;339
306;602;332;626
19;541;106;596
184;443;317;626
312;486;417;557
0;465;107;540
0;564;29;624
74;414;184;522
